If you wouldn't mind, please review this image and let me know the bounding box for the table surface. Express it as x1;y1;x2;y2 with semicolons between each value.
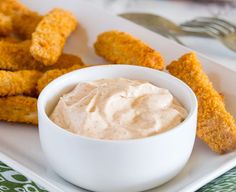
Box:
1;0;236;192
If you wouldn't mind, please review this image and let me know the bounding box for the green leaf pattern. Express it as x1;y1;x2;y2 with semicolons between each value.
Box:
0;162;47;192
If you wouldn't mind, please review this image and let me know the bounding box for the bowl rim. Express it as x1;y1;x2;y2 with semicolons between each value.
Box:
38;64;198;143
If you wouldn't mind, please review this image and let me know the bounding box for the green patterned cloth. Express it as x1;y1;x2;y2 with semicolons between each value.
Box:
197;167;236;192
0;161;47;192
1;161;236;192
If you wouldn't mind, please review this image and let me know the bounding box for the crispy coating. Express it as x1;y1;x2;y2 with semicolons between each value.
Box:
219;93;224;103
0;0;30;16
167;52;236;154
44;54;84;71
0;40;38;70
0;12;12;36
0;95;37;124
0;40;84;71
30;8;77;65
37;65;84;93
0;36;21;43
94;30;164;70
12;12;42;39
0;70;42;96
0;0;42;39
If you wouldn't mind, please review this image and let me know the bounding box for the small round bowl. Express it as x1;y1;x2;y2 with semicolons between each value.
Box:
38;65;197;192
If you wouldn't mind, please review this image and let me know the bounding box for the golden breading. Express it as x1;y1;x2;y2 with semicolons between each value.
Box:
12;12;42;39
44;54;84;71
0;12;12;36
94;30;164;70
219;93;224;102
37;64;84;93
30;8;77;65
0;0;42;39
0;36;21;43
0;95;37;124
0;40;38;70
0;70;42;96
0;0;30;16
0;40;84;71
167;52;236;154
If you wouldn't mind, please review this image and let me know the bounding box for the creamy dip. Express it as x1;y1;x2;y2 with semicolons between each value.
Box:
50;78;187;140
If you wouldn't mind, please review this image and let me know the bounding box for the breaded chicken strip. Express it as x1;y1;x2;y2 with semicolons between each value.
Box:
167;52;236;154
94;30;164;70
45;54;84;71
0;95;37;124
37;64;84;93
0;13;12;36
0;36;21;43
0;40;84;71
0;70;42;96
0;0;42;39
30;8;77;65
0;0;29;15
12;12;42;39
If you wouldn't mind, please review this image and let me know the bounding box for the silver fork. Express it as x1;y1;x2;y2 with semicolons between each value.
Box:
119;13;185;45
119;13;218;45
120;13;236;52
181;17;236;52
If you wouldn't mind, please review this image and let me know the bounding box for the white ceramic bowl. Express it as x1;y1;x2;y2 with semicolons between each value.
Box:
38;65;197;192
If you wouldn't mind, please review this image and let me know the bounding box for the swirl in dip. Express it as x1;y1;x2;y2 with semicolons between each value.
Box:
50;78;187;140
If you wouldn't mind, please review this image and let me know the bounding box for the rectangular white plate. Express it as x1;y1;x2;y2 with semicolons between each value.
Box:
1;0;236;191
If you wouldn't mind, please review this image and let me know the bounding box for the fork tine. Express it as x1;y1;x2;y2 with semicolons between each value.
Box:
181;22;213;35
203;26;225;39
182;20;228;36
183;18;234;35
197;21;229;36
195;17;236;33
182;23;222;38
197;17;236;29
180;24;206;34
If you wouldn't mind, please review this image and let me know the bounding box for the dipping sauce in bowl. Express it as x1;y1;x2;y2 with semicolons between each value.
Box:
50;78;187;140
38;65;197;192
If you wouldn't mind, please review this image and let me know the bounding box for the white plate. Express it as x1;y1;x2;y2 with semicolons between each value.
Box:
0;0;236;192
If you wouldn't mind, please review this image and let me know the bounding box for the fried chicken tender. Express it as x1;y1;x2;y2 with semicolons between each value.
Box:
12;12;42;39
44;54;84;71
0;0;42;39
167;52;236;154
0;0;29;15
30;8;77;66
94;30;164;70
0;36;20;43
0;70;42;96
37;64;84;93
0;12;12;36
0;95;37;124
219;93;225;103
0;40;84;71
